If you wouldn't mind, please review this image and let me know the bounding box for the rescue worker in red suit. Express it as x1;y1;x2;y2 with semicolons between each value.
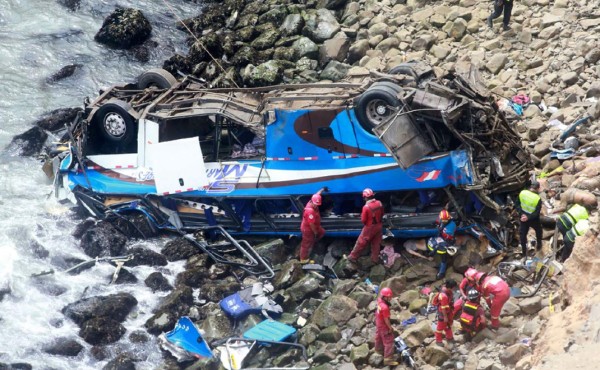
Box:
299;188;327;263
433;279;457;347
453;267;481;317
348;188;384;264
476;272;510;330
374;287;399;366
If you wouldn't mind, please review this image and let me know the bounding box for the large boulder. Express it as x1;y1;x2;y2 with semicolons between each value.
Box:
292;37;319;60
33;107;82;132
424;344;451;366
273;260;305;289
244;61;285;87
199;311;233;343
302;9;340;43
42;338;83;357
126;247;168;267
62;293;138;326
102;353;137;370
79;221;127;258
7;127;48;157
400;319;434;347
79;317;126;345
254;238;287;265
280;14;304;36
94;8;152;49
287;274;321;302
144;286;194;335
312;295;358;328
319;61;350;81
161;237;198;261
144;272;173;292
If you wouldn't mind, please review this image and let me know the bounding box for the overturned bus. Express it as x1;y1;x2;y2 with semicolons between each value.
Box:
48;61;531;248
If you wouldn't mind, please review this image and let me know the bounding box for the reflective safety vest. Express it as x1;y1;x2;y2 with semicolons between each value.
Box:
567;204;589;223
566;220;590;242
427;236;448;255
519;190;541;215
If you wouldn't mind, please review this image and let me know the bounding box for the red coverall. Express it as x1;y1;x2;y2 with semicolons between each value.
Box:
434;287;454;343
454;278;479;317
299;201;325;261
349;199;384;263
374;297;395;358
480;275;510;329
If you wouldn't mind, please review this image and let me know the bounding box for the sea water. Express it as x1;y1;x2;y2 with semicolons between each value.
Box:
0;0;199;367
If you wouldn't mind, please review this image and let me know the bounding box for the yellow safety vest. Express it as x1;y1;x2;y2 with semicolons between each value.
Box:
566;204;589;223
519;190;541;215
566;220;590;242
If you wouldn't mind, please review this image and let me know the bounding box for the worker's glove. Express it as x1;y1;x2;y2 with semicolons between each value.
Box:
322;186;329;192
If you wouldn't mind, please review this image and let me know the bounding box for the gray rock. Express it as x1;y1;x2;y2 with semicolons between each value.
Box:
79;317;126;345
320;36;351;63
299;324;320;346
200;311;233;343
280;14;304;36
274;260;304;290
519;296;542;314
379;276;406;293
375;37;400;54
288;274;321;302
292;36;319;60
411;34;436;51
495;328;518;344
251;27;281;50
319;60;350;81
499;343;529;366
561;71;578;86
347;39;370;64
401;319;434;347
445;18;467;40
303;9;341;43
43;338;84;357
349;290;374;309
486;54;508;74
94;8;151;49
317;0;349;10
539;25;559;39
398;289;420;306
350;343;369;365
501;299;521;316
424;343;451;366
62;292;137;326
408;298;428;313
312;295;358;328
318;325;342;342
8;126;48;157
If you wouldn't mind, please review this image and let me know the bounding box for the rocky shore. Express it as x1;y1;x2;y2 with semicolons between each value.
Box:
6;0;600;369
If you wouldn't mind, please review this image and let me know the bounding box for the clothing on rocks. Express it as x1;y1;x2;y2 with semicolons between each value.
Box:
349;199;384;263
299;200;325;261
374;297;395;359
479;275;510;329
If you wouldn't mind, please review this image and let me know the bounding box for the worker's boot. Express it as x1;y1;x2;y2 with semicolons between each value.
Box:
383;358;399;366
487;16;493;29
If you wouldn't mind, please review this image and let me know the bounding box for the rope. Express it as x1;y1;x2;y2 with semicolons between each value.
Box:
160;0;239;88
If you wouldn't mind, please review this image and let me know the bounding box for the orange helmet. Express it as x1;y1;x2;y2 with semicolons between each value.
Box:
380;287;393;297
311;194;322;206
363;188;375;198
438;209;451;222
464;268;478;281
